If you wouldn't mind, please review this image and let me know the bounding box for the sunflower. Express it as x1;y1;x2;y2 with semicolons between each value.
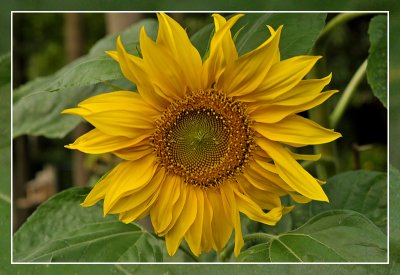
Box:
63;13;341;257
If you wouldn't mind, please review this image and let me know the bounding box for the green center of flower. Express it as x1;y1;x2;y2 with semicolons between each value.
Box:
152;89;254;188
167;109;230;173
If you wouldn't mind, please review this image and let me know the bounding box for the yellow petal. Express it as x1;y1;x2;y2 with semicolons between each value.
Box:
160;180;188;235
207;189;232;251
150;175;181;234
238;170;286;195
256;138;329;202
113;143;154;161
233;212;244;257
108;167;165;214
113;36;141;85
249;90;338;124
103;154;158;214
289;151;321;161
273;73;332;102
201;193;214;252
202;14;244;89
243;55;322;102
109;37;170;111
237;177;282;209
140;27;186;100
65;128;146;154
81;174;112;207
62;91;158;138
289;191;312;204
220;184;245;257
272;89;339;107
219;26;282;97
220;182;237;226
185;188;204;256
234;185;283;226
254;115;342;146
165;185;197;256
118;181;162;224
156;13;202;91
213;14;239;62
245;159;293;193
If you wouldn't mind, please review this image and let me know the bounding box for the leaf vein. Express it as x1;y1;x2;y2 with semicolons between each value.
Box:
274;238;303;262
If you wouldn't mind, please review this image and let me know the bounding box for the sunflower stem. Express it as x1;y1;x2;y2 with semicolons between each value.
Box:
317;13;367;43
329;59;368;128
219;233;275;261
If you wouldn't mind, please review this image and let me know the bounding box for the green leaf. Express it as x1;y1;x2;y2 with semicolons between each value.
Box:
232;13;327;58
13;187;163;262
291;170;387;231
311;170;387;231
239;210;387;262
190;22;214;59
13;83;115;139
236;243;270;262
367;15;387;107
42;55;124;93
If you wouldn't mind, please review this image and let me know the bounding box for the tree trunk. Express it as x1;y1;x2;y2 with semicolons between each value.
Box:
65;13;90;187
105;13;143;34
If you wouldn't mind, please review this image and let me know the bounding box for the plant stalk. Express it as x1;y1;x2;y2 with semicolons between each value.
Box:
329;59;368;128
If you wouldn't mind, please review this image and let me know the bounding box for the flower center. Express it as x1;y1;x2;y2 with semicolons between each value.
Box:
152;89;253;188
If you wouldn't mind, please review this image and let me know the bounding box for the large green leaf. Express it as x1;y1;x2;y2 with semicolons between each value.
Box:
13;187;163;262
367;15;387;107
290;170;387;231
311;170;387;230
238;210;387;262
232;13;327;58
190;22;214;59
13;83;116;139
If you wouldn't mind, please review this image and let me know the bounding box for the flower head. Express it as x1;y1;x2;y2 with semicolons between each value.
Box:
63;13;341;257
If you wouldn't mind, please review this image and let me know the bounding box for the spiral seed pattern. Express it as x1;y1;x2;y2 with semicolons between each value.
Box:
152;89;254;188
